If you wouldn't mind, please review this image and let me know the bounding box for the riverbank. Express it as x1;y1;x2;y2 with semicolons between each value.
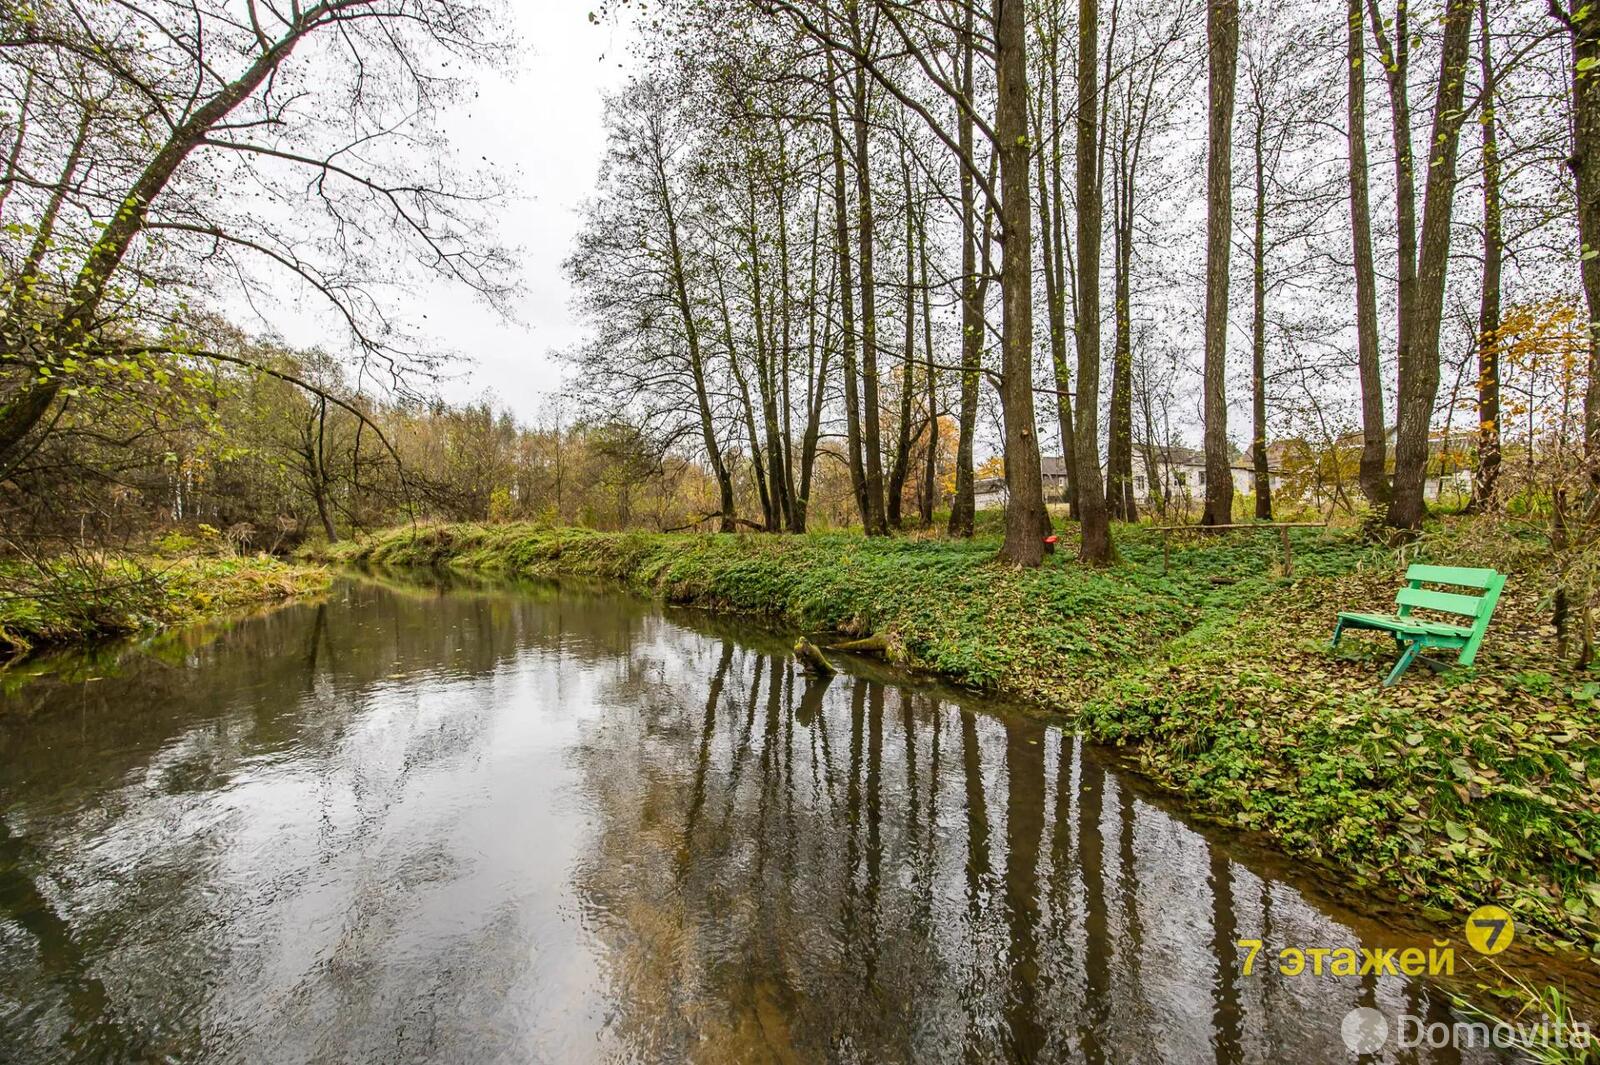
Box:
321;518;1600;968
0;553;330;656
320;520;1371;691
1082;539;1600;968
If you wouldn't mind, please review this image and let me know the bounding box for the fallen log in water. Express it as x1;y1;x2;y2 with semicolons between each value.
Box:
828;634;891;655
793;637;836;676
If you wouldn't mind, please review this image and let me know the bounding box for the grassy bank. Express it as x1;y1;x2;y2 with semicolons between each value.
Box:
1083;546;1600;965
0;553;330;656
323;518;1600;964
320;519;1371;694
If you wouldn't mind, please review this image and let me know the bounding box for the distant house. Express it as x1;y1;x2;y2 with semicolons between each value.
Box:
1292;427;1474;507
1041;454;1073;499
974;464;1083;510
973;476;1009;510
1378;428;1473;504
1040;447;1281;507
1133;446;1246;506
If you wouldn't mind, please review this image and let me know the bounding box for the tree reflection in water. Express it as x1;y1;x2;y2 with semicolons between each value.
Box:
0;578;1516;1063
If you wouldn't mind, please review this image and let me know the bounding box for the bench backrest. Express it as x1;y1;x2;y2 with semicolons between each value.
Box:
1395;564;1506;641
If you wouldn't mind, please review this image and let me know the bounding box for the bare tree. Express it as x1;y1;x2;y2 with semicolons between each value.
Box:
1347;0;1389;508
1369;0;1475;529
995;0;1050;564
888;150;920;529
1202;0;1239;527
1547;1;1600;489
1104;3;1197;523
826;51;873;527
1473;0;1504;510
1073;0;1114;560
848;6;890;535
948;0;985;538
567;80;737;529
761;0;1052;563
0;0;513;472
1031;0;1078;514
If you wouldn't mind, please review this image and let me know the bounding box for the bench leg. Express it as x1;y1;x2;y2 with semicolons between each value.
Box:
1330;619;1345;649
1385;640;1422;687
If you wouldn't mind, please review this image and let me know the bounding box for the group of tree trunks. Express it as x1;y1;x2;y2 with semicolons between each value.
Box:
671;0;1574;562
10;0;1600;569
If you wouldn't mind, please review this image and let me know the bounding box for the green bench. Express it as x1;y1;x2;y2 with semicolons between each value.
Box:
1330;564;1507;686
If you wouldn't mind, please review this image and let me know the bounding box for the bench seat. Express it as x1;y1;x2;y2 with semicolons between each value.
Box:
1334;612;1473;641
1330;565;1505;686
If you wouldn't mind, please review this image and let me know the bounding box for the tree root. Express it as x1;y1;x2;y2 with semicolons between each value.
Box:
828;634;891;654
793;637;836;676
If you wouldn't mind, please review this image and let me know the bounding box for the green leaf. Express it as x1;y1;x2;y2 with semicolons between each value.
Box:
1445;820;1469;842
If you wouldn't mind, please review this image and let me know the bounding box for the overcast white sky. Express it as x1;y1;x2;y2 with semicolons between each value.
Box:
266;4;636;423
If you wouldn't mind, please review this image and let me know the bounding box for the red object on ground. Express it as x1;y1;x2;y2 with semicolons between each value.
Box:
1043;535;1059;554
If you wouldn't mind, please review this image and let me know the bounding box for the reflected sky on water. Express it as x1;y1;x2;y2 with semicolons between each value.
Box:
0;577;1523;1063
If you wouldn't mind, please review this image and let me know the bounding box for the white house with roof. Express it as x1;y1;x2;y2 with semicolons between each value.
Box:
1037;447;1279;507
1129;445;1274;507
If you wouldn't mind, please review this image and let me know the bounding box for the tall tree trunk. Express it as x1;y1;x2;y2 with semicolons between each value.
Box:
827;62;871;527
312;398;339;543
1034;41;1078;513
796;214;834;534
1250;99;1272;521
1052;45;1079;518
1370;0;1419;479
918;205;939;527
852;56;889;536
1107;160;1137;523
996;0;1049;566
948;6;981;539
1074;0;1113;562
716;264;774;529
1104;13;1171;525
888;156;917;529
658;153;735;531
742;186;787;531
1552;4;1600;487
1386;0;1473;530
1348;0;1389;508
1202;0;1239;527
1472;0;1501;511
774;137;799;529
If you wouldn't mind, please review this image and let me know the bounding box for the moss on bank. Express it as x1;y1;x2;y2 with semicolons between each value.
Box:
0;554;330;656
322;518;1600;964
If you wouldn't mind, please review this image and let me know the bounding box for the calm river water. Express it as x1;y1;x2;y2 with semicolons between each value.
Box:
0;576;1524;1063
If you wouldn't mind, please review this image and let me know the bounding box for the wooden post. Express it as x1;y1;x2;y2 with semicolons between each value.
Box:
1163;531;1171;575
1278;525;1292;578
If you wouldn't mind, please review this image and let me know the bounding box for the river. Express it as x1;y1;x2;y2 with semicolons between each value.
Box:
0;575;1528;1063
